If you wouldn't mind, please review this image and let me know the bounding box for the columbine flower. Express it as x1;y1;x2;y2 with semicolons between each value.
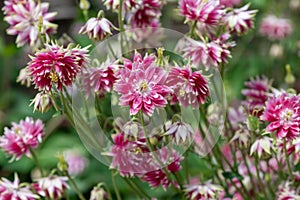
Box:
220;0;241;7
79;13;116;41
3;0;57;47
250;137;274;159
230;125;251;148
17;67;32;87
90;185;108;200
114;52;170;116
165;121;195;144
179;0;224;24
0;117;44;160
64;150;88;176
103;0;137;11
33;175;69;199
242;76;271;116
0;173;39;200
28;43;89;91
185;180;223;200
259;15;293;40
262;93;300;140
30;92;52;113
166;66;209;108
228;106;247;130
223;4;257;35
276;182;300;200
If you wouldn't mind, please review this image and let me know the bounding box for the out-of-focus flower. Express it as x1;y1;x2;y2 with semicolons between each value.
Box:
259;15;293;40
103;0;137;11
223;4;257;35
230;125;251;148
269;43;284;58
3;0;57;47
166;66;209;108
64;150;88;176
276;182;300;200
179;0;224;25
185;180;223;200
290;0;300;10
220;0;241;7
0;117;44;160
30;92;52;113
165;121;195;144
242;76;271;116
90;185;108;200
250;137;274;159
79;13;116;41
262;93;300;140
28;43;89;91
228;106;247;130
33;175;69;199
17;67;32;87
0;173;39;200
114;52;170;116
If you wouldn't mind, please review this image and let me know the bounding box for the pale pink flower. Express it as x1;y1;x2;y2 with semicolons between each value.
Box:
0;173;39;200
228;106;247;130
250;137;274;159
33;175;69;199
16;67;32;88
0;117;44;160
114;52;170;116
64;150;88;176
28;43;89;91
259;15;293;40
30;92;52;113
166;66;209;107
276;182;300;200
3;0;57;47
262;93;300;140
220;0;241;7
165;121;195;144
185;180;223;200
179;0;224;25
242;76;271;116
79;16;116;41
223;4;257;35
230;125;251;148
90;185;108;200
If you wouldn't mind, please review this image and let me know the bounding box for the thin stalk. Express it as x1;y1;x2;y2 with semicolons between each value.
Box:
284;139;294;181
65;172;86;200
111;172;122;200
29;147;45;177
254;156;268;198
131;178;151;199
184;151;190;184
123;178;143;198
118;0;125;54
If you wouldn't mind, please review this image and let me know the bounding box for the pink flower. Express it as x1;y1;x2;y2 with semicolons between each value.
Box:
262;93;300;140
28;43;89;91
250;137;274;159
276;182;300;200
3;0;57;47
17;67;32;87
259;15;293;40
220;0;241;7
166;66;209;108
33;175;69;199
0;173;39;200
228;106;247;130
128;0;162;28
223;4;257;35
0;117;44;160
185;180;223;200
79;16;116;41
64;150;88;176
165;121;195;144
179;0;224;25
242;76;271;116
114;52;170;116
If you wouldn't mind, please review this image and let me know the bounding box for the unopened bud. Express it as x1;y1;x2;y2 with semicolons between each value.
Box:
269;43;283;58
30;92;52;113
90;185;107;200
17;67;31;87
56;153;69;172
79;0;90;10
284;64;295;85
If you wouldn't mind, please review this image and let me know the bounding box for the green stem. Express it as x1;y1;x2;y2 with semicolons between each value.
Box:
131;178;151;199
111;172;122;200
29;148;45;177
284;139;294;181
65;172;86;200
118;0;125;54
123;178;143;199
254;156;268;198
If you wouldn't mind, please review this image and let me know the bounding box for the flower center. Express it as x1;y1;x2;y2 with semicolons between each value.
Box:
281;109;294;122
139;81;148;93
49;71;59;82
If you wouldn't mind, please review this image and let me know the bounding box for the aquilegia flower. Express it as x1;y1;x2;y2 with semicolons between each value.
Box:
165;121;195;144
223;4;257;35
114;52;170;116
28;43;89;91
0;173;39;200
33;175;69;199
250;136;274;159
262;93;300;140
0;117;44;160
166;66;209;108
79;14;116;41
3;0;57;47
179;0;224;25
185;179;224;200
259;15;293;40
30;92;53;113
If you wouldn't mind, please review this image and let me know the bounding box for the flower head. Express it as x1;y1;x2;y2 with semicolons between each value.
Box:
33;175;69;199
262;93;300;140
28;43;89;91
79;15;116;41
166;66;209;107
3;0;57;47
185;180;223;200
114;52;170;116
64;150;88;176
276;182;300;200
30;92;52;113
17;67;32;87
250;136;274;159
0;173;39;200
223;4;257;35
259;15;293;40
0;117;44;160
165;121;195;144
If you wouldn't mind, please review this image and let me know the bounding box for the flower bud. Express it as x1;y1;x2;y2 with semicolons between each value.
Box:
30;92;53;113
79;0;90;10
284;64;295;85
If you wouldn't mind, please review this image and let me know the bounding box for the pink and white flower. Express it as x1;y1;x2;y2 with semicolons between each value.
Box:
103;0;137;11
0;117;44;160
276;182;300;200
28;43;89;91
114;52;170;116
223;4;257;35
259;15;293;40
250;136;274;159
30;92;53;113
185;179;223;200
166;66;209;108
0;173;39;200
165;121;195;144
3;0;57;47
33;175;69;199
262;93;300;140
220;0;241;7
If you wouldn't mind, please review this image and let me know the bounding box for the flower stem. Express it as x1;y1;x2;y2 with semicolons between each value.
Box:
284;139;294;181
111;171;122;200
29;147;44;177
65;172;86;200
